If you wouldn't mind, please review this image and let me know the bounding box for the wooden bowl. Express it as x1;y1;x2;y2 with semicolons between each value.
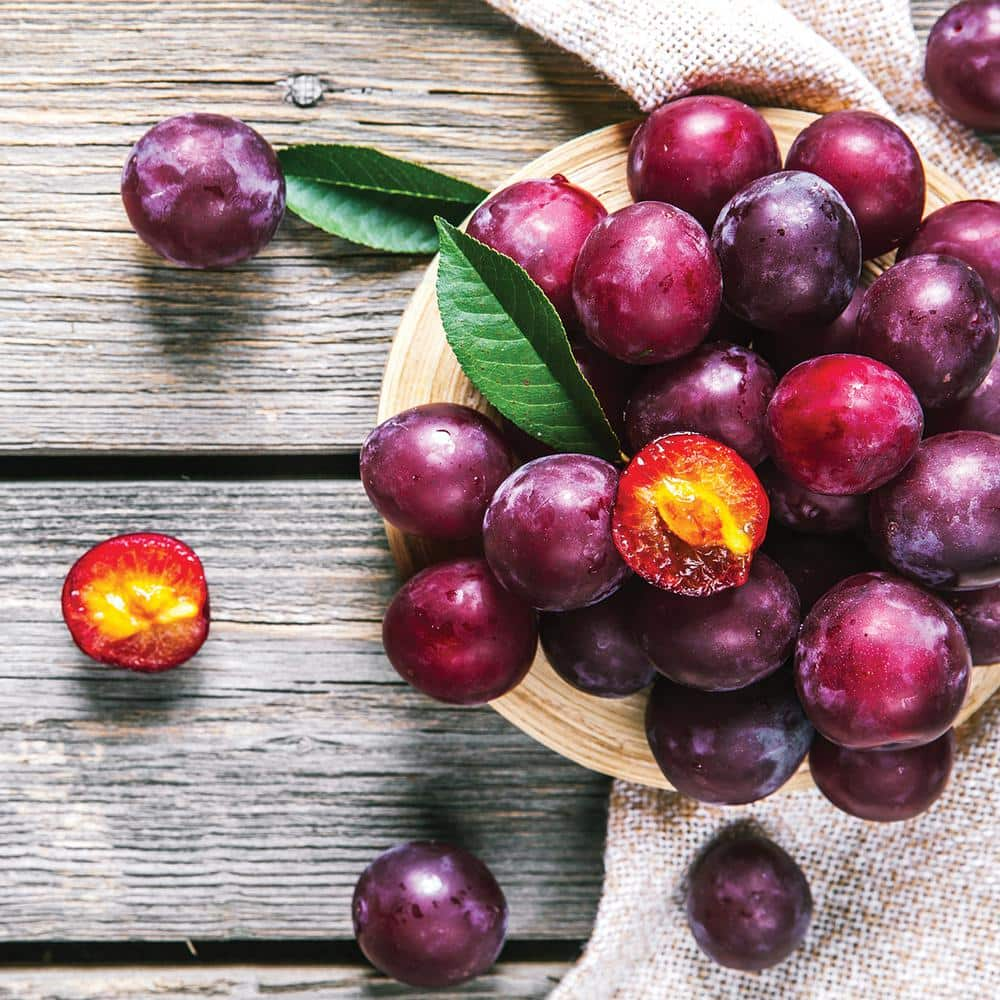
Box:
378;109;1000;791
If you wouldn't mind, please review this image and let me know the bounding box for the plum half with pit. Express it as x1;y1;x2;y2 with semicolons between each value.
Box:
758;462;866;536
947;585;1000;664
766;354;923;496
645;669;814;804
869;431;1000;590
353;841;507;988
925;1;1000;131
612;433;769;597
382;558;537;705
856;254;998;409
466;175;607;330
785;110;925;259
627;95;781;230
898;199;1000;306
361;404;515;540
484;454;628;611
632;554;799;692
121;112;285;268
686;833;812;971
625;342;777;466
711;170;861;332
795;572;971;749
540;584;656;698
809;731;955;822
572;202;722;364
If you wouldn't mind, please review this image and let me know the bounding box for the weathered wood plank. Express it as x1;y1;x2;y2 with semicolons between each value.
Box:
0;0;633;456
0;479;607;940
0;961;572;999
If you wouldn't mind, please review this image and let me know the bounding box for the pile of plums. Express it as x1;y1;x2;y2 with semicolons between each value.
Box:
361;94;999;982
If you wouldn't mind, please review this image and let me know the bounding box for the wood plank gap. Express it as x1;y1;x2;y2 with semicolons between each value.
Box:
0;453;361;481
0;939;584;967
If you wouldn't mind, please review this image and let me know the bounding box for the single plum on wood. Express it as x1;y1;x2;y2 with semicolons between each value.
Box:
121;112;285;268
353;841;507;988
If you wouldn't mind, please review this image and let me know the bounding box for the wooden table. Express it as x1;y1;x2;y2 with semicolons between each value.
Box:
0;2;982;996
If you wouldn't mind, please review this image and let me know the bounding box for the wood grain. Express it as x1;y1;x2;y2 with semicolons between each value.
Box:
0;480;606;940
381;111;1000;790
0;0;633;456
0;961;571;999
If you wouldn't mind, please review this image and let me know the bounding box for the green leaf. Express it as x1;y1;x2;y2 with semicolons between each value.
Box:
278;144;488;253
434;218;623;461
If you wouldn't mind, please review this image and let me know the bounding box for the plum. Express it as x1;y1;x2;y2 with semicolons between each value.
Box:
572;202;722;364
869;431;1000;590
613;433;769;597
899;199;1000;307
758;462;866;535
764;527;878;613
752;284;864;376
361;404;514;540
382;558;537;704
766;354;923;496
711;171;861;332
466;175;606;330
809;731;955;822
625;342;777;466
925;1;1000;131
483;454;628;611
353;841;507;987
856;254;998;409
62;532;210;672
540;584;656;698
632;554;799;691
645;669;814;804
925;350;999;436
947;585;1000;664
686;833;812;971
121;112;285;268
785;111;924;258
627;96;781;230
795;572;971;749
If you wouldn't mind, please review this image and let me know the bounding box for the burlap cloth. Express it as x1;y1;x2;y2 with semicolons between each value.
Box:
481;2;999;996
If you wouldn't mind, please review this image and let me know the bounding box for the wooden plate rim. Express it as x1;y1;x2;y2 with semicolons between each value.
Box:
378;111;1000;792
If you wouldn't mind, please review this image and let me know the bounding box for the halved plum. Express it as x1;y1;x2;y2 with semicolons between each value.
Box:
62;532;210;671
612;433;769;596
